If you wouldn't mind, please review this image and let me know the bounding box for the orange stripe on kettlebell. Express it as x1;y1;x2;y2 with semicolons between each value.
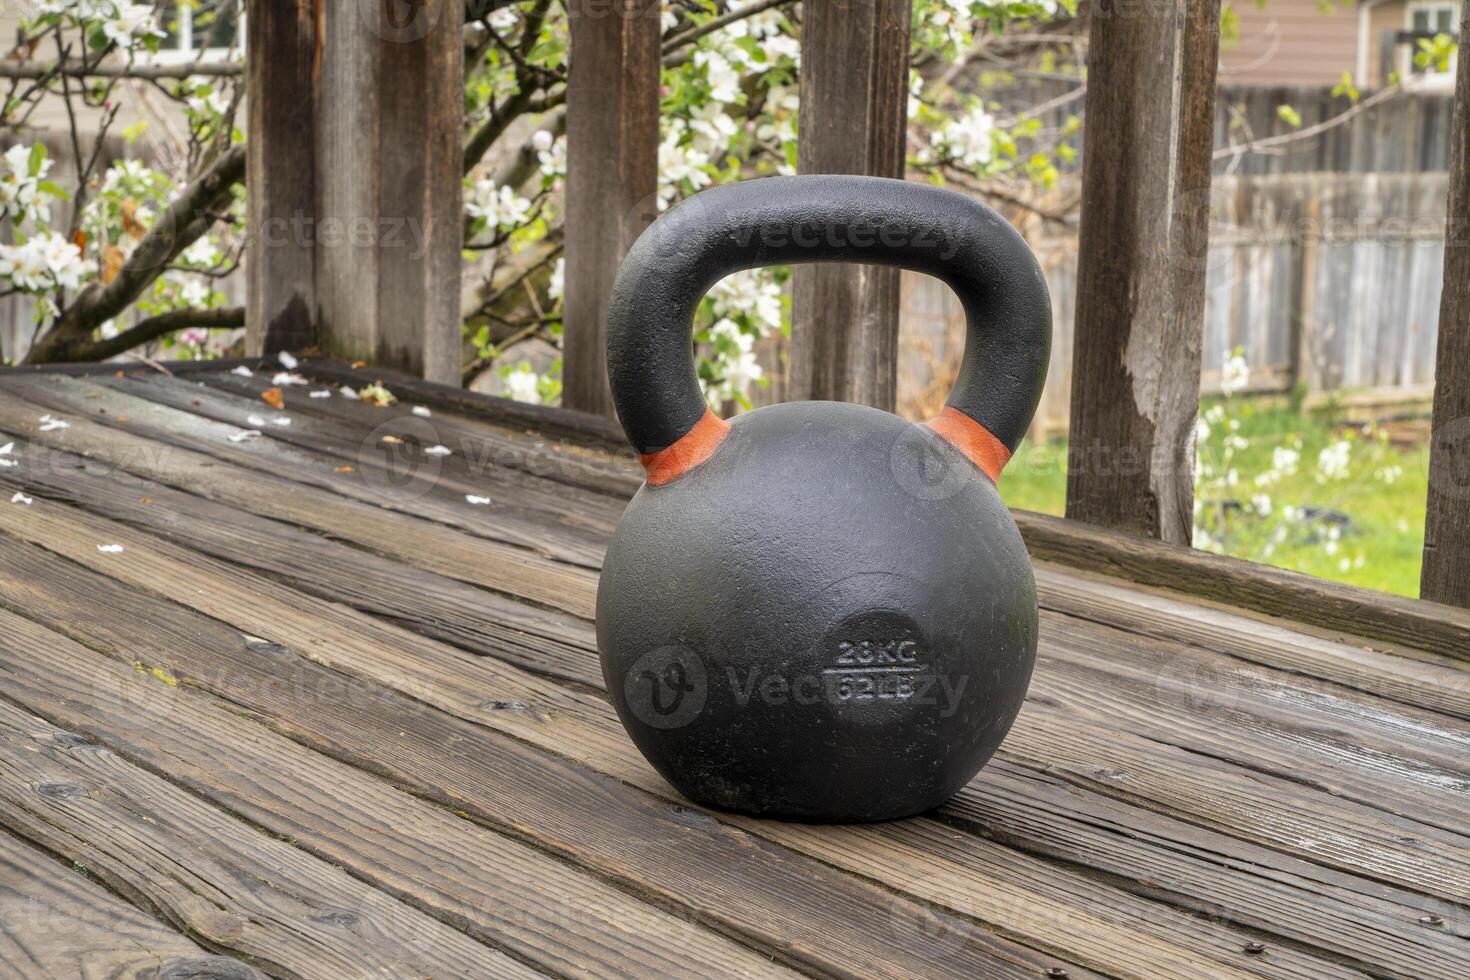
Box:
639;409;732;485
925;406;1011;483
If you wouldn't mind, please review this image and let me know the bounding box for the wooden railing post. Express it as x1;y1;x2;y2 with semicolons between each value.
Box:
562;0;661;418
1064;0;1222;544
245;0;316;355
789;0;912;410
1421;0;1470;607
247;0;462;383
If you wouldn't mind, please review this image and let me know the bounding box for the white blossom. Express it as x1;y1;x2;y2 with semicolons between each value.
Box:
694;50;741;103
931;106;995;170
0;233;90;293
1220;352;1251;395
1317;441;1351;482
102;3;165;49
503;364;542;404
465;180;532;230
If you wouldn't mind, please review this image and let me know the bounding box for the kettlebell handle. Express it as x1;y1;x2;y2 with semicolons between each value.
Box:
606;175;1052;483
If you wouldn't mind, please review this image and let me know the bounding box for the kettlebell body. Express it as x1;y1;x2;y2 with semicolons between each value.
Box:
597;176;1051;822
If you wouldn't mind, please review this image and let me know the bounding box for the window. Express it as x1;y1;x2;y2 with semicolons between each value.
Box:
153;1;242;64
1410;2;1459;35
1403;1;1460;88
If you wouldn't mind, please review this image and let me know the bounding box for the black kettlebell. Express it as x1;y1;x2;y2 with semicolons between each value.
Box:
597;175;1051;822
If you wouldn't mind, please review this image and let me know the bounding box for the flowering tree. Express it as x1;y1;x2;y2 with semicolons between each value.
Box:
4;0;1421;401
1;1;244;363
463;0;1078;404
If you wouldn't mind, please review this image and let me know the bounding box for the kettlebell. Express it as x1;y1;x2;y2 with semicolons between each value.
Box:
597;175;1051;822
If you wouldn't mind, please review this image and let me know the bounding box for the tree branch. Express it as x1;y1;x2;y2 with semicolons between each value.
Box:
47;306;245;363
0;59;241;80
662;0;795;64
26;145;246;363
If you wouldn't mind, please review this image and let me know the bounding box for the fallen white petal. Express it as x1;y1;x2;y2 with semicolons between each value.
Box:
0;459;16;468
38;414;69;432
230;365;253;377
271;416;292;427
228;429;262;443
246;414;267;427
465;494;492;506
0;442;13;455
271;372;308;386
10;492;31;505
309;389;332;399
412;405;432;418
278;350;300;370
339;385;358;399
96;544;125;553
424;445;452;456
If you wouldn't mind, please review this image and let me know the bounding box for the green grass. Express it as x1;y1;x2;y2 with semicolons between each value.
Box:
999;398;1430;599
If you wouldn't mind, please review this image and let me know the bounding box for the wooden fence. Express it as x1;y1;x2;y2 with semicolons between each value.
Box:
1001;79;1458;176
243;0;1470;607
899;171;1449;433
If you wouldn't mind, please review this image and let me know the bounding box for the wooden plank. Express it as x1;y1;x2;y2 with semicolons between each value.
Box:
0;523;1356;979
1033;617;1470;835
295;357;633;451
0;701;539;979
0;500;1455;977
1016;509;1470;663
98;372;617;564
0;534;1086;980
0;421;601;688
0;831;257;980
1065;0;1222;543
245;0;316;355
188;369;636;502
11;411;1468;848
789;0;912;410
312;0;462;382
258;360;1470;664
22;364;1470;675
0;611;806;980
1422;0;1470;606
1033;564;1470;723
562;0;661;416
0;376;598;616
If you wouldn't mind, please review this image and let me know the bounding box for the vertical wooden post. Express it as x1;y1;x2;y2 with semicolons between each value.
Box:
789;0;911;410
1421;0;1470;607
1064;0;1222;545
245;0;316;355
247;0;462;384
562;0;661;417
317;0;462;383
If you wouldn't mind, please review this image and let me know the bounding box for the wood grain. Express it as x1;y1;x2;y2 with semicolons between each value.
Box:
790;0;912;410
245;0;316;355
0;608;804;980
0;700;540;979
0;830;260;980
1065;0;1222;542
1422;0;1470;606
0;497;1446;978
0;375;599;615
563;0;661;416
311;0;461;382
0;531;1081;979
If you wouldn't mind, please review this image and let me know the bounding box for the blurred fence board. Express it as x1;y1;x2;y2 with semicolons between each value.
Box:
897;171;1448;434
1001;80;1456;178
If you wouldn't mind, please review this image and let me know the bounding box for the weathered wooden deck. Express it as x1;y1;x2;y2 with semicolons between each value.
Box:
0;359;1467;979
